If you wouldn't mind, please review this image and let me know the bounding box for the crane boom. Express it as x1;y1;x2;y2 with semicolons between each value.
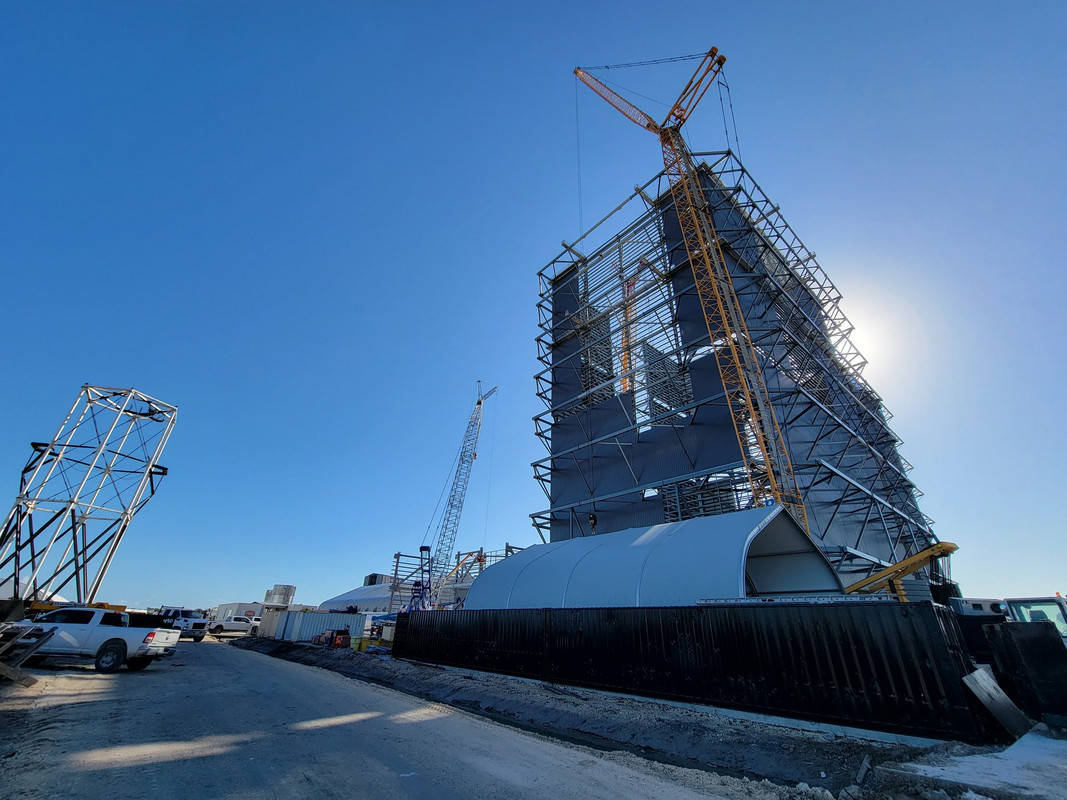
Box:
575;47;808;530
663;47;725;128
844;542;959;601
575;70;659;132
429;383;497;594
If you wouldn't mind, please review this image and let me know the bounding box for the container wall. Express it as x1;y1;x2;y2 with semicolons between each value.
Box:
258;609;284;638
395;601;999;743
280;612;367;643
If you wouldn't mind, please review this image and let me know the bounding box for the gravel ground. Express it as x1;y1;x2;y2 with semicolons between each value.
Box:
230;637;1009;799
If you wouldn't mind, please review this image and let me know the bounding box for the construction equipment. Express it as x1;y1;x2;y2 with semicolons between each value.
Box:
424;383;497;605
576;47;808;531
844;541;959;601
26;600;126;616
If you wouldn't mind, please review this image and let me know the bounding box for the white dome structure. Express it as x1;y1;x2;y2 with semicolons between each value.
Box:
464;505;843;610
319;573;400;614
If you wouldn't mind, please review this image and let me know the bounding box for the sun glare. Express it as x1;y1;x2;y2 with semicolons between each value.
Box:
68;733;262;770
290;711;382;730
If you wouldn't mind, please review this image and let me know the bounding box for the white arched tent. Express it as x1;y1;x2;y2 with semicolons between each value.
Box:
465;505;843;610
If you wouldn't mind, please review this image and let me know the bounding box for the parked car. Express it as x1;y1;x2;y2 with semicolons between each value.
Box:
159;607;209;642
208;615;260;635
14;606;180;672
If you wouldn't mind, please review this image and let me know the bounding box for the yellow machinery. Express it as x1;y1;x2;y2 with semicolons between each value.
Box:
576;47;808;531
844;542;959;601
27;600;126;615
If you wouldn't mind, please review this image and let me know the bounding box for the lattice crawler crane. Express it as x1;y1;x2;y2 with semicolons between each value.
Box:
424;383;497;607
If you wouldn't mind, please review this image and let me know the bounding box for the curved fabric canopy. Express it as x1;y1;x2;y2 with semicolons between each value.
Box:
319;584;395;613
465;505;843;610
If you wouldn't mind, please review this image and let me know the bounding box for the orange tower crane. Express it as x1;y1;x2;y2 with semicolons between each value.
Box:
576;47;808;531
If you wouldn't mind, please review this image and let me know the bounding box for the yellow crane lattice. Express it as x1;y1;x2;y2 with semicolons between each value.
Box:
576;47;808;531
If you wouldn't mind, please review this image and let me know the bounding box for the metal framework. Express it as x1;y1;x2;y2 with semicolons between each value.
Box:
388;544;523;612
0;385;177;603
388;546;434;612
576;49;806;528
533;152;941;585
428;383;496;592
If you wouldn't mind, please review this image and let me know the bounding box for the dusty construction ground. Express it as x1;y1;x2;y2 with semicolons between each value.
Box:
231;637;1012;799
2;638;829;800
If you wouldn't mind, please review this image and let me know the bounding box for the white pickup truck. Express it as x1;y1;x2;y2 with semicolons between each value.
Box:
207;615;260;635
17;607;180;672
159;606;209;642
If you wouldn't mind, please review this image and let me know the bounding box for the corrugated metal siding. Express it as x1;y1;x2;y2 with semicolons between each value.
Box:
270;612;367;642
258;609;284;638
394;601;999;743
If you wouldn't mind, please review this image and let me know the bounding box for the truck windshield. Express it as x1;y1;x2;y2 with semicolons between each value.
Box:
1009;600;1067;637
182;611;203;619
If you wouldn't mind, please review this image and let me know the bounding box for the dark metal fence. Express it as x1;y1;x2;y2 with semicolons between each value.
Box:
394;601;1000;742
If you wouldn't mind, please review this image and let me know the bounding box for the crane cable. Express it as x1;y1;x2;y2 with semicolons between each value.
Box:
716;69;743;159
574;71;671;235
575;75;584;237
576;53;718;216
479;396;497;551
420;444;462;550
585;52;744;160
584;52;707;71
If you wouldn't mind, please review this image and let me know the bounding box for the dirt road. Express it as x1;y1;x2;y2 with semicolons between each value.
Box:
1;638;811;799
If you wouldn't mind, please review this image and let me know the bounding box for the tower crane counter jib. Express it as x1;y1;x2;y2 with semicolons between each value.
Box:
574;47;809;532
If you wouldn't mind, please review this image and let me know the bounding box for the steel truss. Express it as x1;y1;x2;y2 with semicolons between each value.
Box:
0;385;177;603
533;152;939;583
389;544;523;612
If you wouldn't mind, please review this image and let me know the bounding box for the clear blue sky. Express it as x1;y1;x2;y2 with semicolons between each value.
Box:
1;2;1063;609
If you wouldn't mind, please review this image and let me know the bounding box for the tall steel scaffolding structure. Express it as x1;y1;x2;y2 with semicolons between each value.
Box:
0;385;177;603
533;152;941;587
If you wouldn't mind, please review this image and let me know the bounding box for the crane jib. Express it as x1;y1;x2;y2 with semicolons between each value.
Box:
574;45;809;533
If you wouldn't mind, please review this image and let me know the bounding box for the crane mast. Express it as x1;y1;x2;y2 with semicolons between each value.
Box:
576;47;808;530
428;383;497;595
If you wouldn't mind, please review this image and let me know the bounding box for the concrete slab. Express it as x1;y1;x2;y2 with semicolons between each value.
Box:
877;724;1067;799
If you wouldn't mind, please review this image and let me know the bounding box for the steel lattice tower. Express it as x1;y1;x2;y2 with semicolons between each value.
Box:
429;384;496;593
533;152;941;588
0;385;177;603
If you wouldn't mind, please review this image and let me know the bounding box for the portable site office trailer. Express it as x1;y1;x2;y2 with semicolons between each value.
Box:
210;601;264;621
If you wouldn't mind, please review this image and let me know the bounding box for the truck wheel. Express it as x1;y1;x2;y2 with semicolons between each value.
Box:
192;635;205;642
211;625;224;634
95;642;126;673
126;656;153;671
250;626;259;635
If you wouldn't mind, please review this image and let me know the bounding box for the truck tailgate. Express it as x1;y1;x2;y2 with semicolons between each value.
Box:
150;627;181;653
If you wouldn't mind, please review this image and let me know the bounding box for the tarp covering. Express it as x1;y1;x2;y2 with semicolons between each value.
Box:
465;505;843;610
318;584;396;613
